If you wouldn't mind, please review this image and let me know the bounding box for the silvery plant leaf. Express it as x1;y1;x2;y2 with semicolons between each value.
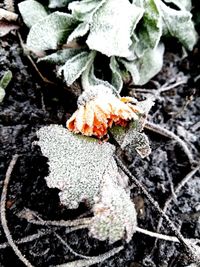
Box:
84;0;144;57
58;51;95;86
37;48;85;65
49;0;73;9
67;21;90;43
138;0;162;49
163;0;192;11
120;42;164;85
111;123;151;158
90;159;137;243
36;125;115;209
159;1;197;50
110;98;154;158
81;55;117;93
69;0;105;22
18;0;48;28
27;12;78;51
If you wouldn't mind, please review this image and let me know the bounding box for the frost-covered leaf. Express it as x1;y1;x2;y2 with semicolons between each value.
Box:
69;0;105;22
109;57;123;92
36;125;115;209
18;0;48;28
81;52;117;93
38;48;85;65
138;0;162;49
86;0;144;57
121;43;164;86
58;51;94;86
111;122;151;158
136;42;165;85
110;98;153;158
49;0;73;9
163;0;192;11
27;12;78;51
119;58;140;85
67;22;89;43
90;159;137;243
159;1;197;50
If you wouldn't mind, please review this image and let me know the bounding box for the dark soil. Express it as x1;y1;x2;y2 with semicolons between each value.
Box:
0;25;200;267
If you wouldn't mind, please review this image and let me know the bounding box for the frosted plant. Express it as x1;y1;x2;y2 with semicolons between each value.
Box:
67;87;144;138
18;0;197;92
36;124;138;243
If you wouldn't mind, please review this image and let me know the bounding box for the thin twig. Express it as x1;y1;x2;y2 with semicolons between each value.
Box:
114;155;200;261
145;122;194;165
17;32;55;85
0;155;34;267
55;233;92;259
158;79;188;94
136;227;179;242
56;246;124;267
130;78;187;96
0;230;49;249
17;208;91;228
156;165;200;233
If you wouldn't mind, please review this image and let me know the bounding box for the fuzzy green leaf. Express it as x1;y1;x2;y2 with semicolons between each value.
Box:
138;0;162;49
86;0;144;57
120;43;164;85
0;70;12;89
58;51;94;86
18;0;48;28
27;12;78;51
67;22;90;43
36;125;115;209
159;1;197;50
81;59;117;93
69;0;104;22
38;48;85;65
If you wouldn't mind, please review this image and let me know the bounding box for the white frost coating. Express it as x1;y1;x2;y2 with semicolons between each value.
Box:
36;125;115;209
38;48;85;65
67;22;90;43
58;51;92;86
133;42;165;85
90;159;137;243
159;1;197;51
69;0;105;22
27;12;78;51
86;0;144;57
18;0;48;28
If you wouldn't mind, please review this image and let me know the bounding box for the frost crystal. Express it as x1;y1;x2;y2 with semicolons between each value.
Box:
36;125;115;209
